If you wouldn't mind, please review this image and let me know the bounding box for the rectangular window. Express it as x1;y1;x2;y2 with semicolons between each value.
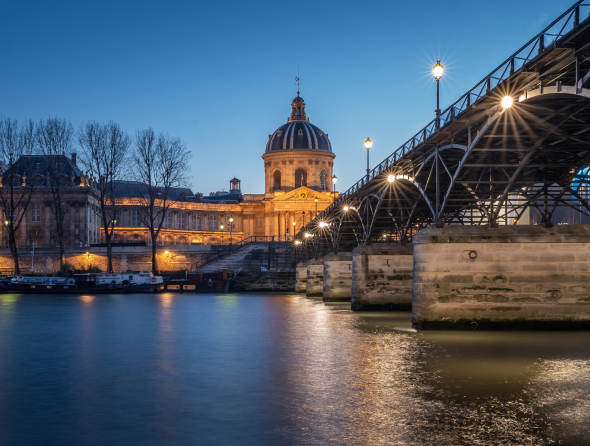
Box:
165;214;171;229
209;215;217;231
31;203;41;222
179;214;185;230
193;215;200;230
256;216;263;227
114;210;120;226
131;210;141;226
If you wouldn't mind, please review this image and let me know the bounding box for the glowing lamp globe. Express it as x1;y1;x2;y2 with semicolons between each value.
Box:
501;96;513;109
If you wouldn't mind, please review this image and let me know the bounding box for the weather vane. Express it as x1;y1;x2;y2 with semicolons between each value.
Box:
295;67;301;95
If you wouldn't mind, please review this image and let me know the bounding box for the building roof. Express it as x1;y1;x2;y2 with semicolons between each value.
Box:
265;94;332;153
112;180;194;201
2;154;84;187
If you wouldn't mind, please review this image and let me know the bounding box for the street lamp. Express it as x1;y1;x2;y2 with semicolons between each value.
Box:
302;211;305;231
220;224;224;245
433;61;444;130
228;215;234;245
364;138;372;181
315;198;318;217
332;174;337;201
501;96;513;109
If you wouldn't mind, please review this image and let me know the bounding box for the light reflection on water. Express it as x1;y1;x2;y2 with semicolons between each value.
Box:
0;293;587;445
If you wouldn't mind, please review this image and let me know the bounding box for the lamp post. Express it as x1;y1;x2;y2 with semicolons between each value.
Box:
332;175;337;201
364;138;372;181
228;215;234;245
220;224;224;245
433;61;444;130
314;198;318;217
301;211;305;231
292;221;296;241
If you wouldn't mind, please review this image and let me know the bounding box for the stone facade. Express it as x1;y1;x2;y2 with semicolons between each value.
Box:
322;252;352;302
306;258;324;297
351;243;413;311
412;225;590;329
295;262;307;293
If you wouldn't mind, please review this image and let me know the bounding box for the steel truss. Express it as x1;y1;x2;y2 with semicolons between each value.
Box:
295;1;590;257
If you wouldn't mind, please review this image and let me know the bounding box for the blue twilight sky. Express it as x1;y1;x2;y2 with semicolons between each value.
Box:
0;0;577;195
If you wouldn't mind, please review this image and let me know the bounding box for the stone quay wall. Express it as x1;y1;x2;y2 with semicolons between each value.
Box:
306;258;324;297
351;243;413;311
322;252;352;302
412;225;590;329
0;245;223;274
295;262;307;293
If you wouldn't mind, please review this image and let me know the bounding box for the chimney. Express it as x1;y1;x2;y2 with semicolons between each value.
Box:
71;153;77;165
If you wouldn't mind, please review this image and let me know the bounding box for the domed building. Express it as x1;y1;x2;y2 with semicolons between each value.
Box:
245;92;337;237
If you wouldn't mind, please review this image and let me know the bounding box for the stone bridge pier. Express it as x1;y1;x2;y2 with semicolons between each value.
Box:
305;258;324;297
295;261;307;293
322;252;353;302
351;243;413;311
412;225;590;329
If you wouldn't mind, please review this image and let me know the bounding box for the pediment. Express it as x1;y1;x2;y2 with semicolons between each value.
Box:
272;187;333;202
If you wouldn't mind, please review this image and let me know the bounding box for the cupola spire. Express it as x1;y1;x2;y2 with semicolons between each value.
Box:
289;94;307;122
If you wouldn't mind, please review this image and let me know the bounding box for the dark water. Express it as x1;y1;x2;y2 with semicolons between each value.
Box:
0;293;588;445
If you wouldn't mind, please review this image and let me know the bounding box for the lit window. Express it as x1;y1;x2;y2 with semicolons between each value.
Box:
193;215;201;230
273;170;281;190
256;216;263;227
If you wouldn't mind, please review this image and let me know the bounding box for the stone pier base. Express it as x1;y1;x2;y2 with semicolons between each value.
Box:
306;258;324;297
323;252;352;302
351;243;413;311
412;225;590;330
295;262;307;293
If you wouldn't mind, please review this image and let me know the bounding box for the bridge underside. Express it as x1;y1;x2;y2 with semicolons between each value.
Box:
296;4;590;256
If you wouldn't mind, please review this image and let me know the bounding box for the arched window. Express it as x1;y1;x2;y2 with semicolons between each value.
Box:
273;170;281;190
295;168;307;188
320;170;327;190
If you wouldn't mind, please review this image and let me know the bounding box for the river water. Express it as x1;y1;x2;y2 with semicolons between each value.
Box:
0;292;588;445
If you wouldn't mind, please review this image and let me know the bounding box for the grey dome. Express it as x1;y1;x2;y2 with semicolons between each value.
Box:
265;94;332;153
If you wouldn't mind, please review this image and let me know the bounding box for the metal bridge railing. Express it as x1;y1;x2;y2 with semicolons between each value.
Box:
304;0;590;232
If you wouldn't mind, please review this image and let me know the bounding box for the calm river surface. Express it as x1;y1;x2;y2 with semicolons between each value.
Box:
0;292;588;445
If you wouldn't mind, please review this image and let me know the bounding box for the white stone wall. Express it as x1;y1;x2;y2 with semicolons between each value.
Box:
413;225;590;329
306;258;324;297
295;262;307;293
323;252;352;302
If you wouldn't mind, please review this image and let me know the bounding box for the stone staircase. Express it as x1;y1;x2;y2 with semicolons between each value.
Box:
195;242;294;275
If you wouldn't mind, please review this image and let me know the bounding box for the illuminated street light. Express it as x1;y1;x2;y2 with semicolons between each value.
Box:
501;96;513;109
388;174;395;183
304;233;311;238
344;206;349;211
364;138;372;182
433;61;444;80
164;251;169;255
319;221;327;228
433;61;444;130
332;175;337;201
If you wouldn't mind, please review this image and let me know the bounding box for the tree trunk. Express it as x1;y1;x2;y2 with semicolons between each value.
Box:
151;233;158;273
106;235;113;272
8;231;19;275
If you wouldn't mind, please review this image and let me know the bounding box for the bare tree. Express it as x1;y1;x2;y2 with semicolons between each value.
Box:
79;121;130;272
133;128;191;272
35;117;75;268
0;118;35;274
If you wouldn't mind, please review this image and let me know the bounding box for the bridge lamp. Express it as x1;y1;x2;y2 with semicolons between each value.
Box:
295;240;302;245
319;221;328;228
305;233;311;238
387;174;395;183
501;96;513;109
344;206;349;211
364;138;372;181
433;61;444;128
